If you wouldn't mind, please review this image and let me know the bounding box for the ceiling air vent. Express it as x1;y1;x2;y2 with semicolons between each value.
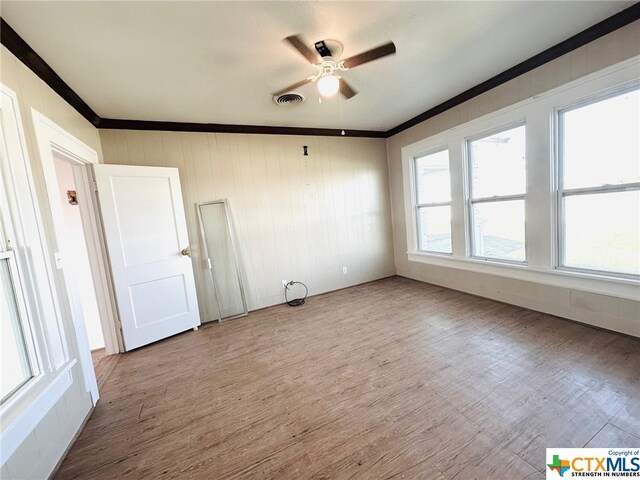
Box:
273;92;305;107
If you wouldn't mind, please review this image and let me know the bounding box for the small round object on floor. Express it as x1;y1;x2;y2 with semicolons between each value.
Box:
285;281;308;307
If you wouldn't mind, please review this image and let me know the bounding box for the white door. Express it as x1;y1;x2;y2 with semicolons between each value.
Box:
94;165;200;350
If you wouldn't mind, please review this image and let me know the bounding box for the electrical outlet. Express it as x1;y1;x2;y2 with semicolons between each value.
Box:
342;266;347;275
282;280;288;289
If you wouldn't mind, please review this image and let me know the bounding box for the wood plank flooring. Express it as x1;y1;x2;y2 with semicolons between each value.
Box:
91;348;121;390
56;277;640;479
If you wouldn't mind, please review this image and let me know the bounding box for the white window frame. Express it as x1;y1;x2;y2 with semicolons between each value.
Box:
401;56;640;304
0;249;42;403
413;146;452;255
555;83;640;280
0;84;77;463
465;121;527;264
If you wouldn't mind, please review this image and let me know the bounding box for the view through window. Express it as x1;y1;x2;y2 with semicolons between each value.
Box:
0;252;34;404
559;87;640;276
467;125;526;262
414;149;452;253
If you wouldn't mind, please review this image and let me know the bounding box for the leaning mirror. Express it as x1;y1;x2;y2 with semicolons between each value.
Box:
196;200;247;322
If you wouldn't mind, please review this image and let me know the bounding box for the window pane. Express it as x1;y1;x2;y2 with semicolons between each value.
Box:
1;258;33;404
415;149;450;204
418;205;452;253
472;200;525;261
562;89;640;189
469;125;526;198
563;191;639;275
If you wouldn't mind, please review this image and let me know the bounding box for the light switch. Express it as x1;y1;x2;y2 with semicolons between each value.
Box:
54;252;63;269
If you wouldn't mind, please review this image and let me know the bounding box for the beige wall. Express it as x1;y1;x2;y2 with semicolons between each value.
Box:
1;46;103;479
386;22;640;336
99;130;395;319
1;17;638;478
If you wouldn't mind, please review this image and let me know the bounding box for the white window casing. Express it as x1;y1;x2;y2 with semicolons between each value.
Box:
0;84;77;462
401;56;640;301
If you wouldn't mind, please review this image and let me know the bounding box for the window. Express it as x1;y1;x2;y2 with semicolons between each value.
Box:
1;85;80;461
0;250;36;404
414;149;452;253
558;87;640;276
403;61;639;306
467;124;526;262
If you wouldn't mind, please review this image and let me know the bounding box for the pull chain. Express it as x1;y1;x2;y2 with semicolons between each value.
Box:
338;92;345;136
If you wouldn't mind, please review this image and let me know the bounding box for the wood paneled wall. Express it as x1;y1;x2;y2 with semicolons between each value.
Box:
98;130;395;320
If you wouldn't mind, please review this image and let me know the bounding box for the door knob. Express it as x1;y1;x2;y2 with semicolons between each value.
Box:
180;246;191;257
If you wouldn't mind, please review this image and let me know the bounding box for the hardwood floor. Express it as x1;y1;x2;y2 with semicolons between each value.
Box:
91;348;121;390
56;277;639;479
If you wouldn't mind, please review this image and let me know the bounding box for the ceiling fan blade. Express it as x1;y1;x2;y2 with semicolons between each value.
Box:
284;35;320;64
339;79;357;99
342;41;396;69
272;78;313;96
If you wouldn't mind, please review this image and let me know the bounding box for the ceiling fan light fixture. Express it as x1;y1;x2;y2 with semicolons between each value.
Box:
317;74;339;97
276;35;395;100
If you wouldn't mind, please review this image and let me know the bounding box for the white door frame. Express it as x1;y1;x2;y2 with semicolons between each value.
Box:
31;111;121;400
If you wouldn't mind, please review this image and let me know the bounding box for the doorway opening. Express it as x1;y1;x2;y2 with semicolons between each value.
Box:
46;150;123;393
33;110;122;404
51;153;105;353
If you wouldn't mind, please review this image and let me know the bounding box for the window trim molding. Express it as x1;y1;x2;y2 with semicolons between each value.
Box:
0;83;79;465
407;251;639;301
401;55;640;301
0;359;76;462
0;84;68;370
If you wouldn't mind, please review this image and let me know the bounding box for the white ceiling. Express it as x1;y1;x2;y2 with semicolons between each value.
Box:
1;1;634;131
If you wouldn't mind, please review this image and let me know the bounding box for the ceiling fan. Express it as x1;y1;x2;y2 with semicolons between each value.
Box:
273;34;396;100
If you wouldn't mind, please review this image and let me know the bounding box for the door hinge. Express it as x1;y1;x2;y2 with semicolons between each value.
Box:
93;181;98;192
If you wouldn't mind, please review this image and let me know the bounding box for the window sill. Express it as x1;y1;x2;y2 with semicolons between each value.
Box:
407;251;639;301
0;359;76;462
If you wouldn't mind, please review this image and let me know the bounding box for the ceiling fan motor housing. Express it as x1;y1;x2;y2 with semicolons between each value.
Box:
273;36;393;99
315;39;344;59
314;40;332;57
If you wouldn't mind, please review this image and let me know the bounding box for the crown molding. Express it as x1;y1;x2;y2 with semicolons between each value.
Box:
386;2;640;137
1;17;101;127
98;118;386;138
